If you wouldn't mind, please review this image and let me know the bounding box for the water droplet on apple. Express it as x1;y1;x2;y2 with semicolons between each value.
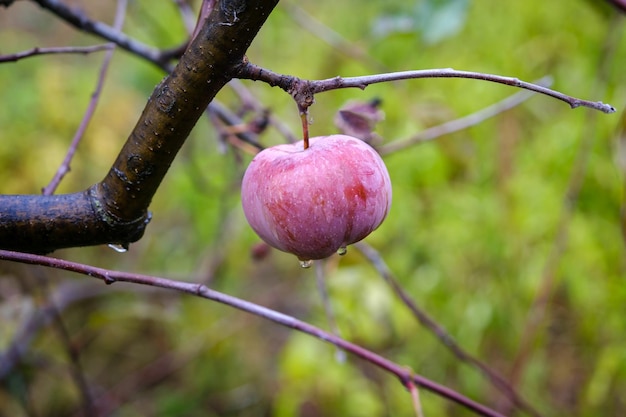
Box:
337;246;347;256
299;259;313;269
108;243;128;253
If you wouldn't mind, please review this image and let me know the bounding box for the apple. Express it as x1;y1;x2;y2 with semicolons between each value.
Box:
241;134;392;262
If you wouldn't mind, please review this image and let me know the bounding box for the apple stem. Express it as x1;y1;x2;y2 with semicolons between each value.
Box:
299;106;310;150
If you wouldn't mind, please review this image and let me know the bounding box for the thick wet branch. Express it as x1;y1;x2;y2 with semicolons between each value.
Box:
0;191;148;253
0;0;279;253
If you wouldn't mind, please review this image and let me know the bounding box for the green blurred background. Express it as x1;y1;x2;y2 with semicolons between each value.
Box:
0;0;625;416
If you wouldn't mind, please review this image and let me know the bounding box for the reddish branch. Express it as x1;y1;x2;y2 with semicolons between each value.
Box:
356;242;544;417
0;249;508;417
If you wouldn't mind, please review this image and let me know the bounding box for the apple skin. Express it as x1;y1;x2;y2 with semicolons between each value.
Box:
241;134;392;261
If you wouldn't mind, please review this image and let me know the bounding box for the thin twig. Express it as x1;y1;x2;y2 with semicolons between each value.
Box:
355;242;544;417
206;101;264;151
237;63;616;114
312;70;616;113
30;2;129;413
0;249;507;417
42;0;128;196
378;77;552;155
0;44;113;63
31;0;166;67
228;79;298;143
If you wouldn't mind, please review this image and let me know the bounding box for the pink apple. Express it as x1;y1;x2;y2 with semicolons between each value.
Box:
241;134;392;261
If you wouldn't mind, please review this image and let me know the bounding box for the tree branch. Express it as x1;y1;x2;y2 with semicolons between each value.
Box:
0;0;279;253
378;77;552;155
0;44;113;63
0;249;508;417
236;63;616;114
355;242;544;417
31;0;168;67
42;0;128;196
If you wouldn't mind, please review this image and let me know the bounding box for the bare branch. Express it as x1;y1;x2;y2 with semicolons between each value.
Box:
228;79;298;143
207;101;264;151
377;77;553;155
237;63;616;114
0;191;150;254
0;44;112;63
0;249;508;417
42;0;128;196
355;242;544;417
313;70;616;113
31;0;167;67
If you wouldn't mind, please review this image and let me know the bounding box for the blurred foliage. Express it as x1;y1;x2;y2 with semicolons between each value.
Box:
0;0;625;416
